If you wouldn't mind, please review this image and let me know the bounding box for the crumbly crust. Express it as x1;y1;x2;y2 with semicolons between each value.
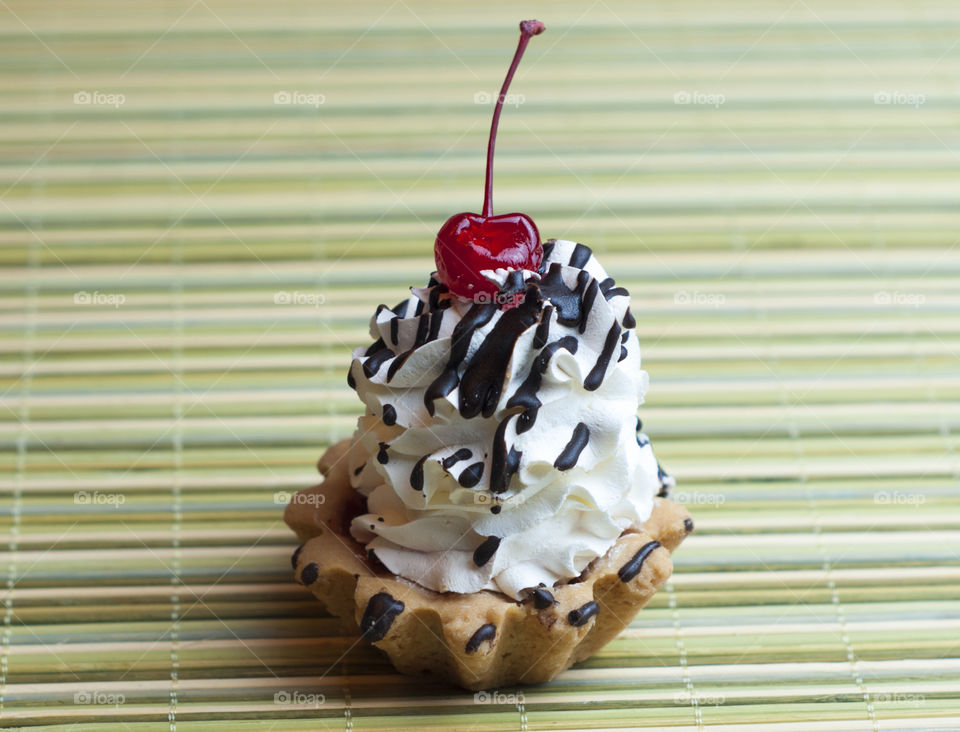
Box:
285;439;692;691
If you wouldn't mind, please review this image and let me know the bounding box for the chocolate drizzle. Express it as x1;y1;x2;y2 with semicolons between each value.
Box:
584;322;621;391
363;346;393;379
490;416;521;493
424;302;497;416
538;264;589;325
393;298;410;319
458;290;541;419
617;540;661;582
578;278;599;333
364;337;386;357
441;448;472;470
353;463;366;476
569;242;592;268
533;305;553;348
684;517;694;533
360;592;404;642
389;316;400;346
290;544;303;570
385;349;412;382
413;314;430;348
458;461;485;488
427;307;444;341
410;455;429;491
507;336;578;435
382;404;397;426
554;422;590;470
540;239;555;264
599;277;629;299
472;536;501;567
622;307;636;329
376;442;389;464
568;600;599;626
465;623;497;653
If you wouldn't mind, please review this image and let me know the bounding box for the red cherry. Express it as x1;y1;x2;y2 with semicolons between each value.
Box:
435;212;541;299
435;20;546;301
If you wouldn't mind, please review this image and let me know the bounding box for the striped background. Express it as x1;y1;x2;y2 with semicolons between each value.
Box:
2;0;960;729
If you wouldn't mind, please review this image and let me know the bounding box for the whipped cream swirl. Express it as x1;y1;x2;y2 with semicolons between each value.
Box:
345;239;671;600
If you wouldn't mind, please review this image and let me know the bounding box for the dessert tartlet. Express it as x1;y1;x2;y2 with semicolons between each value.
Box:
284;20;691;691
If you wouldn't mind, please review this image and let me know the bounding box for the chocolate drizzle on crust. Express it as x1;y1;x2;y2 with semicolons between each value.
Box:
684;517;695;533
472;536;501;567
584;322;622;391
554;422;590;471
531;587;555;609
360;592;404;642
299;562;319;586
622;307;636;329
568;600;599;626
617;540;661;582
465;623;497;653
290;544;303;570
376;442;389;464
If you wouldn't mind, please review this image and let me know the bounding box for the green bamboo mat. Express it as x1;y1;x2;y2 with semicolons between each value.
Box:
3;0;960;729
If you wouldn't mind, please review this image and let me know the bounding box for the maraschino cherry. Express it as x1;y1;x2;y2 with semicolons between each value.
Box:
435;20;545;302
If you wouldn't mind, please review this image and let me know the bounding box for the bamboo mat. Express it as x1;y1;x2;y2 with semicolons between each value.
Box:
2;0;960;729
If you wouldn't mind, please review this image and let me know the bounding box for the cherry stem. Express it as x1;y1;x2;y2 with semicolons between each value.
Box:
482;20;545;218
